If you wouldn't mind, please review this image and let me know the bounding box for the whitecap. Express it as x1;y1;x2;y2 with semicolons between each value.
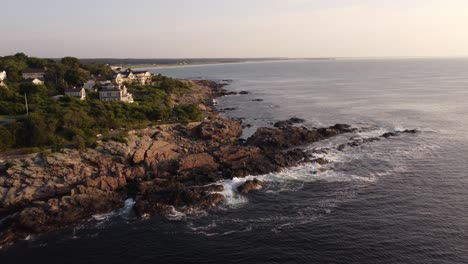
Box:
167;206;187;220
187;221;217;231
92;212;115;222
195;225;253;237
217;177;252;207
91;198;136;223
118;198;136;217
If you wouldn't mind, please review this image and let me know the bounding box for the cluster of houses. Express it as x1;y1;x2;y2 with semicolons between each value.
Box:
65;69;153;102
16;67;153;103
115;69;152;85
0;68;46;87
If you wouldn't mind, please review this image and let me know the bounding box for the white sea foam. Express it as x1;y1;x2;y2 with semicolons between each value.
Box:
92;212;115;222
218;177;252;207
193;225;253;237
167;206;187;220
190;128;415;236
118;198;136;217
91;198;136;222
187;221;217;231
215;148;379;209
355;127;388;138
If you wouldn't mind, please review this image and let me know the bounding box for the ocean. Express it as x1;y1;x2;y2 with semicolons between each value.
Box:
2;58;468;263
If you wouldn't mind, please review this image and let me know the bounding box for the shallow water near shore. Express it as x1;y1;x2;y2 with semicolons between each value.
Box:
3;59;468;263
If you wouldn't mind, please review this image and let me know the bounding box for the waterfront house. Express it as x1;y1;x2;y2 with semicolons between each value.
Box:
99;84;134;103
113;69;152;85
113;70;135;85
22;68;46;80
132;71;152;85
64;87;86;100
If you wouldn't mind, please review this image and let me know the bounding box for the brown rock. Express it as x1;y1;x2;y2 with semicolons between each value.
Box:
144;141;180;167
85;175;126;192
238;179;263;194
178;153;219;172
193;118;242;141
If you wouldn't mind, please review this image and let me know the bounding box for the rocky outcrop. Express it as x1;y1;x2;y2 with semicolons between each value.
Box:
238;179;263;194
247;124;354;150
0;108;357;248
273;117;305;128
135;183;225;217
381;129;418;138
0;185;123;246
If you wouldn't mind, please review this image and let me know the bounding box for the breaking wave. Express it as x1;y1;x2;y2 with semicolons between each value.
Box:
91;198;136;223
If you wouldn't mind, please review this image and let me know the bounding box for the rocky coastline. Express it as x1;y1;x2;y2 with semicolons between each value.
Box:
0;80;414;249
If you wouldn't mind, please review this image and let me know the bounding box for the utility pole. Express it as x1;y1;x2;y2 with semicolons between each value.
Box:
24;93;29;115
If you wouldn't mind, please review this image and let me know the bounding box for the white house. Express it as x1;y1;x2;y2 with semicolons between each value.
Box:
22;68;46;80
0;71;6;81
113;71;135;85
132;71;152;85
64;87;86;100
113;70;153;85
0;71;6;87
99;84;133;103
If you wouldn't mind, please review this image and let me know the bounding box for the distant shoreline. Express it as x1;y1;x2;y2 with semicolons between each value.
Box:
77;57;336;69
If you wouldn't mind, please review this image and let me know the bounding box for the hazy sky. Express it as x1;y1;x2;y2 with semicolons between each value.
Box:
1;0;468;58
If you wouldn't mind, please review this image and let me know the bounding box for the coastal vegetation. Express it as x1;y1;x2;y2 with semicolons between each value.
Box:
0;53;202;152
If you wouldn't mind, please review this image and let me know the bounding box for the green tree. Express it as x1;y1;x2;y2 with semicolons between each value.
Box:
0;126;15;151
83;63;113;79
61;57;80;68
19;83;48;96
64;68;89;86
17;113;50;147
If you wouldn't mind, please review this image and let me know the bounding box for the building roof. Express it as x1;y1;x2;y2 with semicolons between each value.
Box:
120;72;133;78
64;87;85;93
132;71;150;75
101;84;125;92
22;68;46;74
